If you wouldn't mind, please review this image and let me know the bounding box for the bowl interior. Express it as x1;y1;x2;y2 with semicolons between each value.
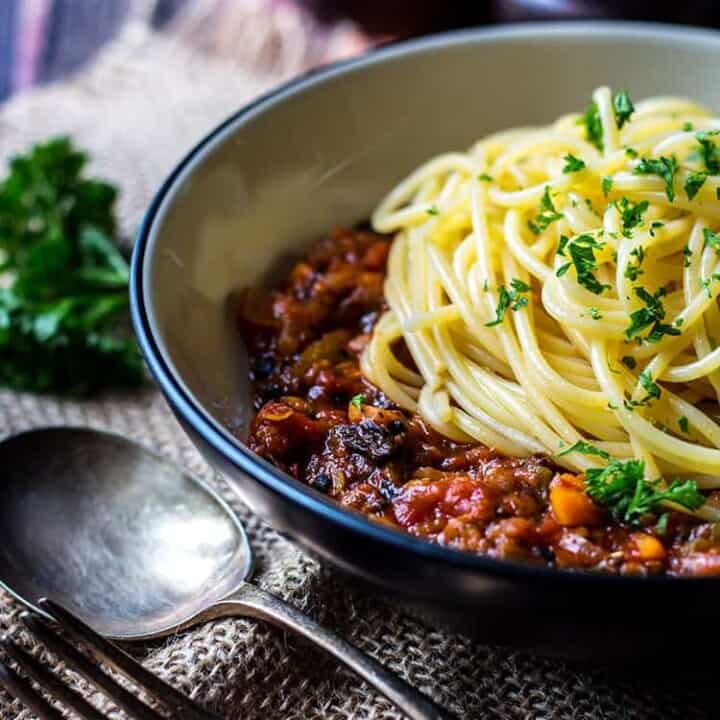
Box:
142;22;720;444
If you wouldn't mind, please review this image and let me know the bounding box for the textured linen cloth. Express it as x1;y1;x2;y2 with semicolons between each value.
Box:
0;16;712;720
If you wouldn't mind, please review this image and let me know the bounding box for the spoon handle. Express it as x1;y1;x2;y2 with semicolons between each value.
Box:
211;583;457;720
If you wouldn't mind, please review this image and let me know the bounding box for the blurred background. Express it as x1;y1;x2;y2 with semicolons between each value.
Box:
2;0;719;103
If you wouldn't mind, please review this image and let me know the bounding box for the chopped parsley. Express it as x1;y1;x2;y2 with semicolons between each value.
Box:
700;275;720;299
613;90;635;129
350;393;366;409
684;171;707;200
562;154;586;173
557;440;610;460
579;100;604;150
426;205;439;216
634;155;678;201
556;234;610;295
683;245;693;267
584;459;705;524
477;173;493;182
557;235;570;257
485;278;531;327
703;228;720;252
621;356;637;370
625;147;639;159
578;90;636;150
625;286;681;343
614;197;649;238
683;122;694;132
678;415;690;434
589;306;602;320
638;370;661;404
602;176;613;197
624;245;645;282
528;186;564;234
656;511;670;536
697;131;720;174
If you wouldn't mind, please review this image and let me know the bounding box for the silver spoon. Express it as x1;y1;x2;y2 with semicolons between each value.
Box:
0;426;455;720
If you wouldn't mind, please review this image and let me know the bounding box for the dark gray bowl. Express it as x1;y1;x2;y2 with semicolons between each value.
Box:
131;22;720;662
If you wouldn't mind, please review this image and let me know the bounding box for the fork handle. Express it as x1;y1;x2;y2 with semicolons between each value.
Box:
209;584;456;720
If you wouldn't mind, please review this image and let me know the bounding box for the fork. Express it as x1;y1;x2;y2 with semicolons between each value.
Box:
0;598;221;719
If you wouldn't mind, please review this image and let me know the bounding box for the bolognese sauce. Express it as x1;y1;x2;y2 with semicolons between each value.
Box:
239;228;720;577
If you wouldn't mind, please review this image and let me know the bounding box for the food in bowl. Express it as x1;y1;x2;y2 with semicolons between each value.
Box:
240;86;720;577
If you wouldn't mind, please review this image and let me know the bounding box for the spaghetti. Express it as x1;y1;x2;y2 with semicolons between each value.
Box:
364;87;720;522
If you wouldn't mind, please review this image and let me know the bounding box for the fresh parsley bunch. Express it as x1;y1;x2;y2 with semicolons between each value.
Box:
0;137;143;394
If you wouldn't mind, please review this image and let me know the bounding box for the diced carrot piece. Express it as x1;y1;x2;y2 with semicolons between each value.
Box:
549;473;604;526
631;532;666;561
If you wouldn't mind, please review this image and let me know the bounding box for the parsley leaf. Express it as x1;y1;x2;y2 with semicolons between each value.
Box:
602;176;613;197
638;369;661;404
350;393;366;409
556;234;610;295
557;440;610;459
697;131;720;174
634;155;678;201
621;356;637;370
613;90;635;129
477;173;493;182
614;197;649;238
703;228;720;252
685;171;707;200
427;205;439;216
625;286;681;344
585;459;705;524
485;278;531;327
562;154;586;173
557;235;570;257
579;100;603;150
528;186;564;235
683;122;694;132
589;306;602;320
0;137;143;394
683;245;693;267
625;147;639;159
624;245;645;282
678;416;690;434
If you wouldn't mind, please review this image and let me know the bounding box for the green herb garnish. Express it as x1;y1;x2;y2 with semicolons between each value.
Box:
585;459;705;524
613;90;635;129
638;370;661;404
621;356;637;370
528;186;564;235
0;137;143;394
350;393;366;409
678;416;690;434
485;278;530;327
683;245;693;267
427;205;439;216
685;171;707;200
589;306;602;320
624;245;645;282
579;100;604;150
703;228;720;252
634;155;678;201
626;286;681;343
477;173;493;182
562;154;586;173
602;177;613;197
683;122;694;132
625;147;639;159
556;234;609;295
557;235;570;257
614;197;649;238
697;131;720;174
557;440;610;459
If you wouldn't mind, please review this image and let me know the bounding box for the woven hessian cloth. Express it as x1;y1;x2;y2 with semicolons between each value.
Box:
0;19;712;720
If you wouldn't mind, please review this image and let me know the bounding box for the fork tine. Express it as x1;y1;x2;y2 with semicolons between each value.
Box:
2;637;106;720
0;659;64;720
39;599;221;720
21;614;165;720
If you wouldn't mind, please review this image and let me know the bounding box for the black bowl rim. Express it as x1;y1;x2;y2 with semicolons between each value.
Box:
130;20;720;590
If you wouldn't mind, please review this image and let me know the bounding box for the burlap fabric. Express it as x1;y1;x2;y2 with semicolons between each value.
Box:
0;16;711;720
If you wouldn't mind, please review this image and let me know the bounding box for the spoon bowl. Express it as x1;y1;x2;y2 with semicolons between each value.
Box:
0;427;453;720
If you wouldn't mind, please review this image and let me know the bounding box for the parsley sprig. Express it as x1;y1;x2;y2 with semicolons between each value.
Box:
614;197;648;238
556;234;609;295
528;186;563;235
625;286;681;344
0;137;143;394
697;131;720;174
585;459;705;524
633;155;678;201
578;89;635;150
485;279;530;327
562;154;586;173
